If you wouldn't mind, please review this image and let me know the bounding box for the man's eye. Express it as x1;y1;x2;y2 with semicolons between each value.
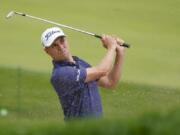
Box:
53;44;58;47
60;38;65;43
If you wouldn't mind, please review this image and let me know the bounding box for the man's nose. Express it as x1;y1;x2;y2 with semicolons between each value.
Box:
58;43;64;50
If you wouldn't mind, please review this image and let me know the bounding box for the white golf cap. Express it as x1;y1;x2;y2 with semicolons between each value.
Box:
41;27;65;47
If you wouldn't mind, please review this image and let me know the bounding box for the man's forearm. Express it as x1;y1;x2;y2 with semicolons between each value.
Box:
96;48;116;76
97;37;125;88
107;51;124;86
85;35;118;83
85;48;116;82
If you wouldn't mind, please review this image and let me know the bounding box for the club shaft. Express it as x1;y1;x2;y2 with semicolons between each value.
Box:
14;11;130;48
15;12;96;36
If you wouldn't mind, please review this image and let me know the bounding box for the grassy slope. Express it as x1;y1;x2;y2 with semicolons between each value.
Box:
1;110;180;135
1;67;180;121
0;0;180;88
1;67;180;134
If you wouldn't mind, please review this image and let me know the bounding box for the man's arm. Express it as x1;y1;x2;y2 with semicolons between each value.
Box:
97;38;125;89
85;35;117;83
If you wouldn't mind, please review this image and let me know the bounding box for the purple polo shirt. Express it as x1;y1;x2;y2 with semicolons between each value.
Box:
51;56;102;120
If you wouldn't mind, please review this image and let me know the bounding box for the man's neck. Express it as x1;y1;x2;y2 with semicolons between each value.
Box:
68;55;75;63
54;55;75;63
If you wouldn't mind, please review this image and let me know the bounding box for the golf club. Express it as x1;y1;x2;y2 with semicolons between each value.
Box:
6;11;130;48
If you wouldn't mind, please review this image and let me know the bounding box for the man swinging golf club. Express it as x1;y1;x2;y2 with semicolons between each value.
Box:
41;27;125;121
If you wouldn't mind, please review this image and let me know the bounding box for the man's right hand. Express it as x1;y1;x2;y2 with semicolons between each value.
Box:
101;35;117;50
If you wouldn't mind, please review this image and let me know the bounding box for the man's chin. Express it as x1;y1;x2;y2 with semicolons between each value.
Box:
56;55;69;61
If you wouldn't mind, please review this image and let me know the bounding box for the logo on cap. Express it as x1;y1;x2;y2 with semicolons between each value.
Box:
45;30;60;41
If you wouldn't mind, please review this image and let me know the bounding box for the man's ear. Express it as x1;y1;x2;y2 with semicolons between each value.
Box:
44;48;48;54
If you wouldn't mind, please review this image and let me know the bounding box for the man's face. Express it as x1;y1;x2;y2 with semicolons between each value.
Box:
44;36;70;61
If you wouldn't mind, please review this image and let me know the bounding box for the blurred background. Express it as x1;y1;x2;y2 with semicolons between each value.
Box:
0;0;180;134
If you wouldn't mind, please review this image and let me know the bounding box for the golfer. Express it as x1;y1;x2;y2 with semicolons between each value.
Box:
41;27;125;120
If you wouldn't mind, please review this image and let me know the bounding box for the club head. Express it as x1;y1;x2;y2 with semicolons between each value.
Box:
6;11;15;19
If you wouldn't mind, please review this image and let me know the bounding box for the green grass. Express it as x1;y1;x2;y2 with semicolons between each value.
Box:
0;67;62;120
0;67;180;134
0;66;180;134
1;0;180;88
1;109;180;135
1;67;180;121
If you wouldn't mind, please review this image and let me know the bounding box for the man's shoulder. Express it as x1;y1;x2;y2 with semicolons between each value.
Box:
52;66;72;75
51;66;73;83
74;56;91;67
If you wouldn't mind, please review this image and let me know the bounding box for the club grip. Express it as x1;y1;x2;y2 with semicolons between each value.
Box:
122;43;130;48
94;34;102;39
94;34;130;48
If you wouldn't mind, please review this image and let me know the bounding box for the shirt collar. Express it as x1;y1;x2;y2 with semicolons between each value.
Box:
52;56;79;67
